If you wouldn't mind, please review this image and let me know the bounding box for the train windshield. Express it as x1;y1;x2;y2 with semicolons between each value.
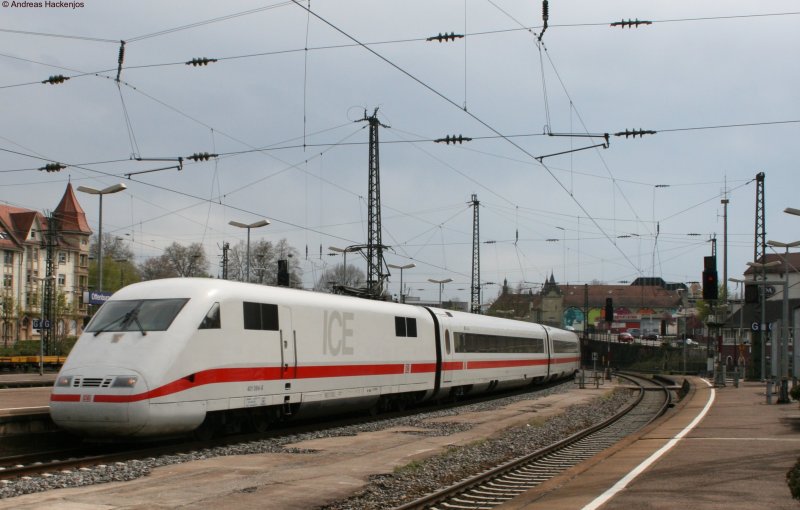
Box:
86;298;189;334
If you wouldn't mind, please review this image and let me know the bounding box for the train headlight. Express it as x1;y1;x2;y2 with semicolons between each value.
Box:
111;376;138;388
56;375;73;387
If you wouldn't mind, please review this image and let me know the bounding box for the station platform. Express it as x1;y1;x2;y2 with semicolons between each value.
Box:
0;385;51;416
0;373;56;388
503;378;800;509
0;384;53;438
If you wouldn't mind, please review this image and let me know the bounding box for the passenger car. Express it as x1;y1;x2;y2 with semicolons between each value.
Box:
617;332;634;343
50;278;581;439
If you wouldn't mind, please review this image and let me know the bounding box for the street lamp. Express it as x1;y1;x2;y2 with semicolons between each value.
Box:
784;207;800;216
387;263;415;303
229;219;270;282
428;278;452;307
767;240;800;404
77;183;127;292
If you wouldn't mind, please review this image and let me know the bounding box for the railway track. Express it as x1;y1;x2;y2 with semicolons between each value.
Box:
0;380;575;486
393;373;673;510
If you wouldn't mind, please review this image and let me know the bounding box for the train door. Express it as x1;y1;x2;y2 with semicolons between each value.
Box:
544;328;552;380
279;306;296;380
442;327;454;384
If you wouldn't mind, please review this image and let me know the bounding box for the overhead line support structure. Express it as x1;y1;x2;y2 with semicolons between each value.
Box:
754;171;767;380
42;211;58;356
470;194;480;314
359;108;389;298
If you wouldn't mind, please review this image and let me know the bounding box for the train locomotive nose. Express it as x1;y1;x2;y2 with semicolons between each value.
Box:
50;370;150;438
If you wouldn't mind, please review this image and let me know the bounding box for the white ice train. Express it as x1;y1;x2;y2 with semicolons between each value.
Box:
50;278;580;438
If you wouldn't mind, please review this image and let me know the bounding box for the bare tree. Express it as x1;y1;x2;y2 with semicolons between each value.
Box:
164;242;209;277
226;238;302;286
138;242;209;281
89;233;134;262
314;263;366;292
139;256;178;281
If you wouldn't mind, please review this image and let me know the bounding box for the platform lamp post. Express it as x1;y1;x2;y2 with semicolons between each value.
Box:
387;263;415;303
77;184;127;292
229;219;270;283
767;240;800;404
428;278;452;307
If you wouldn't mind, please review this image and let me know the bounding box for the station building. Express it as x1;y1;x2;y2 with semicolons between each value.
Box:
0;183;92;348
487;274;688;337
721;254;800;376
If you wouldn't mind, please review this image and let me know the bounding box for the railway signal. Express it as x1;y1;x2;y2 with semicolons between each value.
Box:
702;256;718;300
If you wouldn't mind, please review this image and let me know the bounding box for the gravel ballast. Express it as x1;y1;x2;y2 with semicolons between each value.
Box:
0;382;634;502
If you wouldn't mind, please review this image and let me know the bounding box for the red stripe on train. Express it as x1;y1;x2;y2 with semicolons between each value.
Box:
51;356;572;403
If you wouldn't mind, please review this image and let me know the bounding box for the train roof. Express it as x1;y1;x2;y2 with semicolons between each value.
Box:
110;278;431;315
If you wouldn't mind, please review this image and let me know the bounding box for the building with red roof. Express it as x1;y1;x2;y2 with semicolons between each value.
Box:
0;183;92;348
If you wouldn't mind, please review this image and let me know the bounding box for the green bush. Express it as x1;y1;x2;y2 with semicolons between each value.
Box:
790;385;800;402
12;341;40;356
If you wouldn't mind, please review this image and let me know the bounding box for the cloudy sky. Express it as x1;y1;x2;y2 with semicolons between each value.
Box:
1;0;798;304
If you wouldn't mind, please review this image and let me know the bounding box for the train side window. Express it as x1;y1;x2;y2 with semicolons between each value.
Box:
394;317;417;337
395;316;407;337
261;303;279;330
199;302;221;329
445;329;451;354
243;302;279;331
406;318;417;337
243;302;261;330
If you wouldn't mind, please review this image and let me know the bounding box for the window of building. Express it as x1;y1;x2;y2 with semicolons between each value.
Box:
29;229;36;240
3;251;13;265
57;274;66;286
394;316;417;337
79;254;88;267
3;275;12;288
58;252;66;264
243;302;279;331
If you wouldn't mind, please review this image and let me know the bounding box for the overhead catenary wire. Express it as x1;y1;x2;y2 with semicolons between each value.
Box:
1;4;792;287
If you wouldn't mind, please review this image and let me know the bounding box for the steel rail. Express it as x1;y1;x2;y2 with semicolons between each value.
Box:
393;373;672;510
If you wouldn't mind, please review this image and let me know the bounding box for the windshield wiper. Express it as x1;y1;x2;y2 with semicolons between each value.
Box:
124;309;148;336
92;305;147;336
92;313;129;336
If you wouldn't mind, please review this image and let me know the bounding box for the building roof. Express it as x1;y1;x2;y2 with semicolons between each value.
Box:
0;205;41;250
488;282;683;318
560;284;683;309
743;252;800;276
0;183;91;251
53;183;92;234
490;291;538;318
